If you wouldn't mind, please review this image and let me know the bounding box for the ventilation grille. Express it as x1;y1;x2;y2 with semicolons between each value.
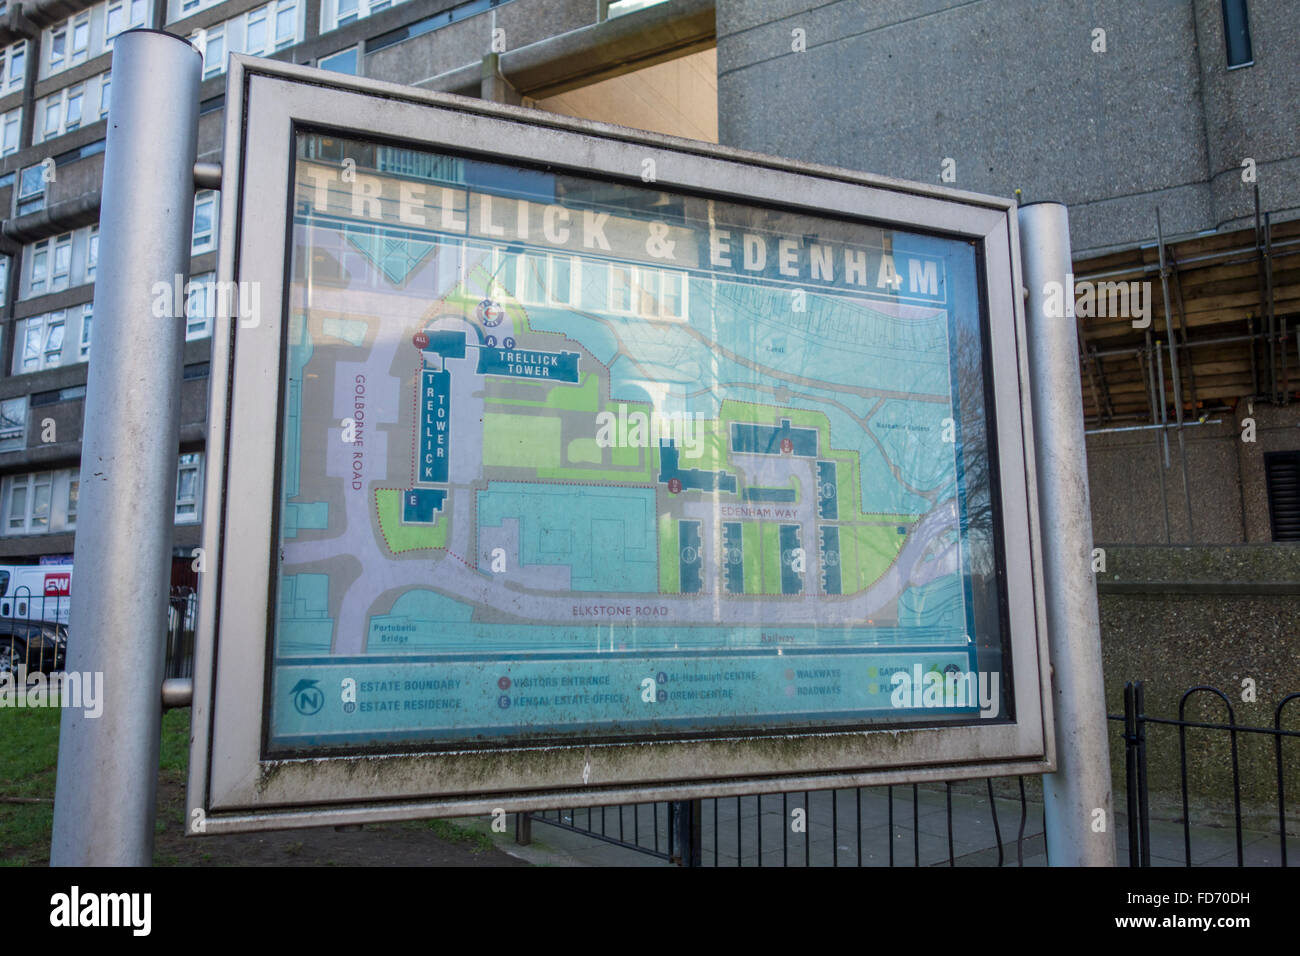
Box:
1265;451;1300;541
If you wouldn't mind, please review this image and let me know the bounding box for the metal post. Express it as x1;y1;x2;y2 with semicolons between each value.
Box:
1018;201;1116;867
50;30;201;867
1156;209;1194;542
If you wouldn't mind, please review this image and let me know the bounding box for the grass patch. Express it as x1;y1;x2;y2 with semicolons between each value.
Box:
0;707;191;866
423;818;494;853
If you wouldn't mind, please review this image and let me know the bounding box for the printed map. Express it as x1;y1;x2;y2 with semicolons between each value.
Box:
269;147;984;748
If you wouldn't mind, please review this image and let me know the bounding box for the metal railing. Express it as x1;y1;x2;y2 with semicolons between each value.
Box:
515;682;1300;866
0;583;196;681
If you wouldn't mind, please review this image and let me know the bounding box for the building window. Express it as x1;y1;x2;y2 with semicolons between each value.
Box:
106;0;148;48
1;468;83;535
1;41;26;95
71;12;90;63
175;452;203;522
186;272;215;339
5;471;54;534
318;46;357;74
78;303;93;360
33;75;109;144
86;227;99;281
49;22;66;72
100;75;111;118
321;0;406;35
27;240;49;296
1222;0;1253;68
548;255;576;306
66;84;84;131
274;0;297;49
1;107;20;157
15;311;69;372
178;0;223;16
192;190;217;252
605;264;687;320
17;164;45;216
245;6;267;54
200;25;225;78
0;397;27;452
50;233;73;292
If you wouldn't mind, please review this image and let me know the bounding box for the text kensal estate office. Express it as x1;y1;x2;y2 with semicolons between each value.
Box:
295;160;948;305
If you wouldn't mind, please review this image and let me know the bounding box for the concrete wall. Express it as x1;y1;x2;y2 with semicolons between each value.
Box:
1097;545;1300;829
1087;401;1300;544
716;0;1300;257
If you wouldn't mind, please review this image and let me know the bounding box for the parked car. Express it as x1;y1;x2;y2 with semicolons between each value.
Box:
0;618;69;677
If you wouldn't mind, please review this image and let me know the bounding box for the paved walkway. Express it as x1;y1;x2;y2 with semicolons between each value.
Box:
467;786;1291;867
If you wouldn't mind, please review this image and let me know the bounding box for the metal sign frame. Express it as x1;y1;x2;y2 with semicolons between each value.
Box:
188;55;1053;833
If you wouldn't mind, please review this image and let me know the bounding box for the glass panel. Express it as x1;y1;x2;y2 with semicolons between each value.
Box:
67;480;79;523
72;19;89;56
44;319;65;365
31;480;50;529
549;256;572;305
66;88;82;128
246;9;267;54
9;485;26;529
275;1;296;44
22;323;41;370
318;47;357;75
637;267;658;315
661;270;683;318
79;309;92;358
19;165;44;199
273;131;1006;752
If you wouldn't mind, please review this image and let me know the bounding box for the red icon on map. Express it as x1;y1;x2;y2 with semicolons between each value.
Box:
413;331;429;350
498;676;511;690
668;478;682;494
780;437;794;454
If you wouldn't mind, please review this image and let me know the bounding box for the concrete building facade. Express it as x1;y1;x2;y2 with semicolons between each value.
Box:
0;0;1296;560
0;0;717;576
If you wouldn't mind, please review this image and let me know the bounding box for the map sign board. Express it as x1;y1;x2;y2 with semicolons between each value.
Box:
189;58;1052;831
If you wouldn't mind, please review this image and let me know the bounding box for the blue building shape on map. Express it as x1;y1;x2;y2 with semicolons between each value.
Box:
477;346;580;383
679;520;702;594
419;329;467;359
730;419;818;457
819;525;842;595
402;488;447;524
816;461;838;519
658;441;737;494
722;522;744;594
418;369;451;483
779;524;803;595
742;487;796;503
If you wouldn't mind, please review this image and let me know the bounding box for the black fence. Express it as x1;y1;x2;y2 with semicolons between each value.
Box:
0;585;196;680
517;682;1300;867
164;586;197;680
